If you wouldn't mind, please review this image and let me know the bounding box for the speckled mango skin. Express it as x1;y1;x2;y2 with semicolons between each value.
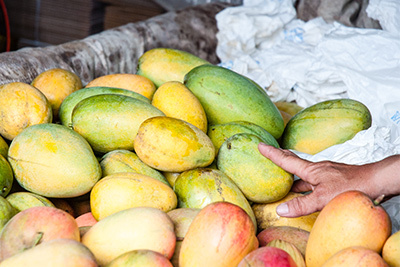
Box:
71;94;164;153
281;98;372;155
136;48;210;88
173;168;257;229
7;123;102;198
217;133;293;204
207;121;279;155
134;116;215;173
184;64;284;139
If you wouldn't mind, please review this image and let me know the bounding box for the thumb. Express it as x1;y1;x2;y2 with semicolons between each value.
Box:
276;193;320;218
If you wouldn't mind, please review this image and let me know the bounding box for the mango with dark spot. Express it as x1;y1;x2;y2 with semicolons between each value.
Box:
184;64;284;139
217;133;293;204
173;167;256;229
281;98;372;155
207;121;279;155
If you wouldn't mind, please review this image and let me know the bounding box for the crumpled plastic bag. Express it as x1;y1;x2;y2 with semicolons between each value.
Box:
215;0;400;233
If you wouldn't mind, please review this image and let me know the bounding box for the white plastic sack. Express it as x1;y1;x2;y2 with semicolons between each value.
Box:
216;0;400;232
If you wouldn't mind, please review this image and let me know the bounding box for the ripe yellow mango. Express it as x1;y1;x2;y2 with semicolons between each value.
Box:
152;81;208;133
134;116;215;172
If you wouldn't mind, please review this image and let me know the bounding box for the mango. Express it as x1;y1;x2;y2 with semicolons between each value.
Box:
179;202;258;267
0;154;13;198
71;94;165;153
136;47;210;88
173;168;257;229
134;116;215;172
0;82;53;140
151;81;208;133
31;68;83;118
90;172;177;220
106;250;174;267
207;121;279;154
7;123;102;198
82;207;176;266
0;196;17;232
59;86;150;128
184;64;284;139
217;133;293;203
274;101;304;116
6;192;54;212
85;73;156;100
281;98;372;155
252;192;319;233
99;149;169;186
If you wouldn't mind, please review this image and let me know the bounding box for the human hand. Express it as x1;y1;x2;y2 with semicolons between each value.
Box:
257;142;386;218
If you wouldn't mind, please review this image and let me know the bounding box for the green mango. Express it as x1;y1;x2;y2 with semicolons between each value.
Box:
208;121;279;154
184;64;284;139
217;133;293;204
281;98;372;155
173;167;257;229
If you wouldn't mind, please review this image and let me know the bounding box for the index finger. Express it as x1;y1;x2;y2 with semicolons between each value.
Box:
258;142;312;179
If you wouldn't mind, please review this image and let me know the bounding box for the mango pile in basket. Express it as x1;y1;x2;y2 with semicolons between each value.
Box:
0;48;396;267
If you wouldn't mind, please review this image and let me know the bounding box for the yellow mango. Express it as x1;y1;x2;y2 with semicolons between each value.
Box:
134;116;215;172
152;81;207;133
85;73;156;100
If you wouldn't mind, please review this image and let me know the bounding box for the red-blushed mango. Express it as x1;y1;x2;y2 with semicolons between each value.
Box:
106;249;173;267
305;191;391;267
136;48;210;88
281;98;372;155
184;64;284;139
71;94;165;153
7;123;102;198
31;68;83;118
0;239;97;267
90;172;177;221
85;73;157;100
0;82;52;140
173;168;257;229
82;207;176;266
0;206;80;261
266;239;306;267
179;202;258;267
151;81;208;133
99;149;169;186
238;246;297;267
217;133;293;203
59;86;150;128
134;116;215;172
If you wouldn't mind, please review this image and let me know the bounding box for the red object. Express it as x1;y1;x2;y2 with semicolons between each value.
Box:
0;0;10;52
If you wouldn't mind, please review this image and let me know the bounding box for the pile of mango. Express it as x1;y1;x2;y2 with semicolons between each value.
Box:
0;47;391;267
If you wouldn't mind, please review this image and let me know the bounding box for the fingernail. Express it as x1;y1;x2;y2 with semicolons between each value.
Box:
276;203;289;216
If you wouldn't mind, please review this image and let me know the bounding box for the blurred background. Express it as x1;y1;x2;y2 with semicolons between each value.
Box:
0;0;242;52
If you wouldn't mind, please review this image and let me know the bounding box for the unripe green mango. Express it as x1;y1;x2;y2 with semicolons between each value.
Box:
281;98;372;155
59;86;150;128
184;65;284;139
173;167;257;229
136;48;210;88
208;121;279;154
217;133;293;204
71;94;165;153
